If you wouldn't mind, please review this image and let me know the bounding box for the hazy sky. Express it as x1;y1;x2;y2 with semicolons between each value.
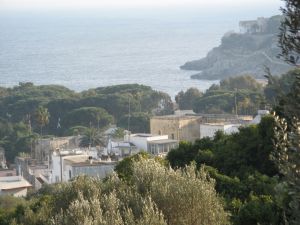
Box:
1;0;281;11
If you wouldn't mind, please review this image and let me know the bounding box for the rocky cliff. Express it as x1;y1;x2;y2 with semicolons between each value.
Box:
181;16;292;80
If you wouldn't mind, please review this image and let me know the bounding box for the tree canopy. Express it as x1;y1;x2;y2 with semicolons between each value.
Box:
0;158;229;225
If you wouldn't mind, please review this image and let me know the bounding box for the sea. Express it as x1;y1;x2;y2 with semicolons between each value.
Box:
0;7;281;99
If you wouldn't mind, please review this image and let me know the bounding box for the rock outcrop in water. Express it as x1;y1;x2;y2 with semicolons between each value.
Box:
181;16;292;80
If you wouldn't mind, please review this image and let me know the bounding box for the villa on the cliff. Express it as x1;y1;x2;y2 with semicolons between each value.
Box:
239;17;268;34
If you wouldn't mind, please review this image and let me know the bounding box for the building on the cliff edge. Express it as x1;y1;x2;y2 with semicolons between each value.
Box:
239;17;268;34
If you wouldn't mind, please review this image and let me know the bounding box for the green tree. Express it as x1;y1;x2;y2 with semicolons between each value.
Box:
131;159;229;225
272;115;300;224
62;107;113;130
117;112;150;133
8;159;229;225
278;0;300;65
218;75;263;92
175;88;203;110
79;127;105;147
35;106;50;136
270;1;300;224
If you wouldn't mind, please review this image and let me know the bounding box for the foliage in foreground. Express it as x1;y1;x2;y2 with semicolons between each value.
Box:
0;159;229;225
270;1;300;223
167;116;282;225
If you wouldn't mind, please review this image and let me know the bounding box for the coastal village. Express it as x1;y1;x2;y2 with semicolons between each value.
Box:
0;15;284;197
0;108;268;196
0;0;299;222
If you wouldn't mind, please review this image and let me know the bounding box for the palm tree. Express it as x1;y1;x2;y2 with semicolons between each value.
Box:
36;106;50;137
79;127;105;148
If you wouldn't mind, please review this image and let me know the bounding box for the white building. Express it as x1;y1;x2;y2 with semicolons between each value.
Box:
250;110;270;125
51;150;116;183
0;148;7;169
0;176;32;197
200;123;241;139
107;139;138;157
15;156;50;190
125;133;178;156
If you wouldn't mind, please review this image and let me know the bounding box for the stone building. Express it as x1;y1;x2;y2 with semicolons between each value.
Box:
150;115;202;142
33;136;81;163
150;113;253;142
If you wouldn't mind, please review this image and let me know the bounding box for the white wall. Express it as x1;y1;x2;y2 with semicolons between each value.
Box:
200;124;240;138
128;134;168;151
224;124;240;135
200;124;224;138
51;154;62;183
51;152;116;183
72;164;115;179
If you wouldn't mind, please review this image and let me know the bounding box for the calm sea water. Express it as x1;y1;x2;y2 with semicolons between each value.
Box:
0;8;280;98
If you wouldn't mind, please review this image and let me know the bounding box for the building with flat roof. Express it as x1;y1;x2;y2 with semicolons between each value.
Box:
0;169;16;177
239;17;268;34
200;123;241;139
107;139;138;157
151;113;252;142
15;156;50;190
150;115;201;142
0;176;32;197
147;139;178;156
33;136;82;163
51;150;116;183
124;133;179;156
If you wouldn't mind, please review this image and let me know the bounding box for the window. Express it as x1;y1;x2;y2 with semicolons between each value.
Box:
69;170;72;179
171;133;175;140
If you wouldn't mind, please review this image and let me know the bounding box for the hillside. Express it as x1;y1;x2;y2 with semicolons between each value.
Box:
181;15;292;80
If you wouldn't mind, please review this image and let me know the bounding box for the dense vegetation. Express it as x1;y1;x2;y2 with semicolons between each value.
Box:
171;67;300;224
167;116;281;224
1;70;297;162
0;157;229;225
0;83;172;135
175;72;300;115
0;84;173;161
